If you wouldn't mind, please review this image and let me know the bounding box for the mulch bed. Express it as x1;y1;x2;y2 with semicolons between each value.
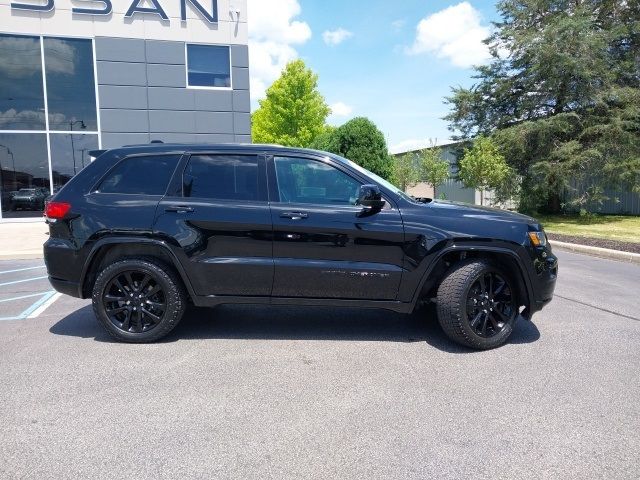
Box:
547;233;640;254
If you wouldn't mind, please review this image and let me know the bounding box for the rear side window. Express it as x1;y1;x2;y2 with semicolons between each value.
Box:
98;155;180;195
183;154;258;201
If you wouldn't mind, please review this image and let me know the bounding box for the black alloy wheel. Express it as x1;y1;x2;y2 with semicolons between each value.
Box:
103;270;167;334
465;271;516;338
92;257;186;343
436;259;520;349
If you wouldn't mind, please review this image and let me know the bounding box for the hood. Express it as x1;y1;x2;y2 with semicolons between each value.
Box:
401;199;543;245
428;199;538;225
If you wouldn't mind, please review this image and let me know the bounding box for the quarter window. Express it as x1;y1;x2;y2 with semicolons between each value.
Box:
274;156;361;205
98;155;180;195
186;44;231;88
183;154;258;201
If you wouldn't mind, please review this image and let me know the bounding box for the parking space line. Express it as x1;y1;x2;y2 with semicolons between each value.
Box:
0;275;49;287
0;290;58;321
26;292;62;318
0;292;50;303
0;290;61;321
0;266;46;275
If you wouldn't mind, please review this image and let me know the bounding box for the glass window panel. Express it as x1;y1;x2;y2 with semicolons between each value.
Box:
0;133;50;218
44;37;98;131
50;133;99;192
186;45;231;88
0;34;46;130
183;155;258;200
98;155;181;195
274;157;361;205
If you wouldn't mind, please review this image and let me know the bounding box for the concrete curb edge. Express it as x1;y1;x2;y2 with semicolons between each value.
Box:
550;240;640;265
0;252;44;261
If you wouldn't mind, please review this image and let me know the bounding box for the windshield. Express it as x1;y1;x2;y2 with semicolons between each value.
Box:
327;153;415;203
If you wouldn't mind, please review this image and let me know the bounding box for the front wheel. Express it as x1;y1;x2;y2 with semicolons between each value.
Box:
92;257;186;343
436;260;519;349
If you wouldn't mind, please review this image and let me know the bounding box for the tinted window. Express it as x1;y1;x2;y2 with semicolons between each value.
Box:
98;155;180;195
186;45;231;88
183;155;258;200
274;156;361;205
44;37;98;131
0;133;49;217
0;35;45;130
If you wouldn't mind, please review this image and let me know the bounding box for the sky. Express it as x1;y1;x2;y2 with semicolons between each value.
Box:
246;0;501;153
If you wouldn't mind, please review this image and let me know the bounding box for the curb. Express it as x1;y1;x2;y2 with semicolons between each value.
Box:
0;252;44;261
550;240;640;265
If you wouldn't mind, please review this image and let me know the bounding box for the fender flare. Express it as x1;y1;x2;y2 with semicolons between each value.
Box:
79;236;197;299
409;243;535;311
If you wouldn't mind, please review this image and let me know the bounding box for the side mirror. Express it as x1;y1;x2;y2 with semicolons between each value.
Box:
357;184;386;210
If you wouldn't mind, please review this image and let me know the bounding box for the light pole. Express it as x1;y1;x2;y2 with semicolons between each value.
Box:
69;120;86;175
79;148;87;169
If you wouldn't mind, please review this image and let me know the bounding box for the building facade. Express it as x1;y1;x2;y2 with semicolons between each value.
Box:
394;142;481;204
0;0;250;221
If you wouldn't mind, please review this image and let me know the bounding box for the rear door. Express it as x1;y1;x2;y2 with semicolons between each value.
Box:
268;154;405;300
153;151;273;297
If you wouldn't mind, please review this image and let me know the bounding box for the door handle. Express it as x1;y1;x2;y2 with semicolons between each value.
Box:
280;211;308;220
165;205;194;213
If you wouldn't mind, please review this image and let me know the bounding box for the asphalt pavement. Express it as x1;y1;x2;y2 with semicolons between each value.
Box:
0;250;638;479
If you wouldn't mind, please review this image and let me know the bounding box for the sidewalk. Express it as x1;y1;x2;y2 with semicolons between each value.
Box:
0;221;48;260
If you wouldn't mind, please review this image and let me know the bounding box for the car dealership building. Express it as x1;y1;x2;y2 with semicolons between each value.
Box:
0;0;250;221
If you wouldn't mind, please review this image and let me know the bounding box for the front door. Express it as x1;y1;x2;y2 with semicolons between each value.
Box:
153;152;273;297
268;154;405;300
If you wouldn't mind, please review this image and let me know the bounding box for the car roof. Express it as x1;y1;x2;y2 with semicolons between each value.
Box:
107;143;348;164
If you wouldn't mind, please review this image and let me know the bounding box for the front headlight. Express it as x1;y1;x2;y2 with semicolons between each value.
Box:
527;231;547;247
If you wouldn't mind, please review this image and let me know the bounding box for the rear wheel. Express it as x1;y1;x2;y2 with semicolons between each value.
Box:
92;257;186;343
436;260;519;349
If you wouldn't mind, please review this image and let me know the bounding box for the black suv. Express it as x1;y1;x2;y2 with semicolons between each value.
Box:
43;144;557;349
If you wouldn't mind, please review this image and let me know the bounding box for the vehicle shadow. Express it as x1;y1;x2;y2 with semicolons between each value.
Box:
49;304;540;353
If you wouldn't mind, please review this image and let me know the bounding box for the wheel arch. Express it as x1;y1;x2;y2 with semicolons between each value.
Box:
412;245;533;313
80;237;196;301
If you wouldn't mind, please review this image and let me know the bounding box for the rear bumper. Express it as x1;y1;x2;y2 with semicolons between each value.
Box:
44;237;85;298
48;276;82;298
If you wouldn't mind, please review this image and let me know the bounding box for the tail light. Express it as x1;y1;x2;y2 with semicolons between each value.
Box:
45;201;71;220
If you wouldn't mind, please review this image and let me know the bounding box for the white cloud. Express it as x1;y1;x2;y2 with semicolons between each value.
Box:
322;28;353;46
0;36;76;78
247;0;312;103
407;2;491;68
329;102;353;117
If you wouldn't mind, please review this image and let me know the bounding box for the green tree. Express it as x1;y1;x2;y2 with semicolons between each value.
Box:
391;153;420;192
458;137;512;205
419;145;450;192
320;117;394;180
444;0;640;212
252;60;330;147
308;125;337;151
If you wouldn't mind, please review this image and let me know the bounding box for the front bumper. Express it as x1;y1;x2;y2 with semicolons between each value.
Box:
528;248;558;315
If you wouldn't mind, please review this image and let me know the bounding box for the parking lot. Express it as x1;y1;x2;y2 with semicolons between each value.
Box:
0;250;638;479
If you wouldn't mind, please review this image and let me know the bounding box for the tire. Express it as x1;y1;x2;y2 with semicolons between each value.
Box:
436;259;519;350
92;257;186;343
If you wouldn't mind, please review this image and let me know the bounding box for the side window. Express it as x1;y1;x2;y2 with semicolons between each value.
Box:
274;156;361;205
183;154;258;201
98;155;180;195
